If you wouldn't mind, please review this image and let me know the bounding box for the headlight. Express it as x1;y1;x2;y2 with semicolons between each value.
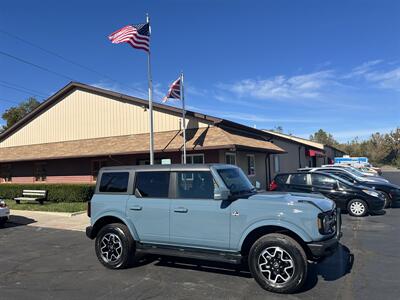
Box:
318;211;336;235
362;189;380;197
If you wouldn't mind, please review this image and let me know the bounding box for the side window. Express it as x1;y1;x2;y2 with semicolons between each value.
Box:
186;154;204;164
290;174;308;185
247;154;256;176
99;172;129;193
312;174;336;188
275;174;289;184
134;171;170;198
34;162;47;182
334;172;354;182
274;155;280;173
225;153;236;165
175;171;215;199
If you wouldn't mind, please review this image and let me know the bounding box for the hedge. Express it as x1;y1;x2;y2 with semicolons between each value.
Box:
0;184;95;203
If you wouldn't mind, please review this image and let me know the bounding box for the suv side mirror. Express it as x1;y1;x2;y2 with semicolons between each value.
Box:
214;186;230;200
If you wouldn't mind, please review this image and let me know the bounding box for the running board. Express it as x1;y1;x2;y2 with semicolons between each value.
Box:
136;243;243;264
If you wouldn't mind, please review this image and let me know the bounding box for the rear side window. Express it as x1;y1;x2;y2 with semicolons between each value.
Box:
275;174;289;184
99;172;129;193
135;171;170;198
290;174;308;185
175;171;215;199
311;174;337;188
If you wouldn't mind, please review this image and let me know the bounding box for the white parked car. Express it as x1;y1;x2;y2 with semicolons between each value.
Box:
0;200;10;226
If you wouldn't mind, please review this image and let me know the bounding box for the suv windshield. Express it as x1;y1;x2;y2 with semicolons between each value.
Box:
217;167;255;195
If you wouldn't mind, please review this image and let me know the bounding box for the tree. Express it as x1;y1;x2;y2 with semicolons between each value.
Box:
1;97;40;132
309;129;339;147
272;126;283;133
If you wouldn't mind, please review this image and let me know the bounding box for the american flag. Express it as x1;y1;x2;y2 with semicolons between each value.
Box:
108;23;150;53
163;76;181;102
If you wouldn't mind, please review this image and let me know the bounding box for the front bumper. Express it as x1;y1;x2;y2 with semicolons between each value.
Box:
308;208;342;259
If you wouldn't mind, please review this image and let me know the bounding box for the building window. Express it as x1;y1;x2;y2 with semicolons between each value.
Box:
247;154;256;176
34;162;47;182
225;152;236;165
137;159;165;165
92;159;108;180
274;155;280;173
185;154;205;164
0;164;12;182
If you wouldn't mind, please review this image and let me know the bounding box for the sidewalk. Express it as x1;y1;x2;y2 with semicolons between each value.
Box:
9;209;90;232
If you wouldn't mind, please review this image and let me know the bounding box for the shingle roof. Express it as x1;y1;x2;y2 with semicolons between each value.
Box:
262;130;325;150
0;126;284;162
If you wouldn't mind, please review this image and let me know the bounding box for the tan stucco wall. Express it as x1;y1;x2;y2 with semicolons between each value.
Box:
0;89;211;148
269;139;306;180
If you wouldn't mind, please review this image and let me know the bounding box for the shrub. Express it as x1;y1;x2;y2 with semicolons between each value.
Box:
0;184;95;203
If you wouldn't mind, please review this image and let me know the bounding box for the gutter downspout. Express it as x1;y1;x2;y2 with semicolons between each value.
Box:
298;146;302;168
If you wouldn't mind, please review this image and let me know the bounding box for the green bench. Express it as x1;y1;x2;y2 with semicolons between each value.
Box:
14;190;48;205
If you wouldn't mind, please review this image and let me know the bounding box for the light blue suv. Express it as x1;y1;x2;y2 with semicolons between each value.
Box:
86;164;342;293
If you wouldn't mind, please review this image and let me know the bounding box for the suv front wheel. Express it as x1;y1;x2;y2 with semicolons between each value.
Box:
95;223;135;269
248;233;307;294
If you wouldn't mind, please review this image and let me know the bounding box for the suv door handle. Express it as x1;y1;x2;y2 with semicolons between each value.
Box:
130;205;143;211
174;207;188;213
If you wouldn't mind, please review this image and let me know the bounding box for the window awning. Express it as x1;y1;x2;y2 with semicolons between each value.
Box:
307;149;325;157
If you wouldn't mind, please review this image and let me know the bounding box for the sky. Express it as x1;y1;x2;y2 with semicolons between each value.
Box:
1;0;399;142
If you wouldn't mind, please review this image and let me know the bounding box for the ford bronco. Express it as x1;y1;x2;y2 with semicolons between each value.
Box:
86;164;341;293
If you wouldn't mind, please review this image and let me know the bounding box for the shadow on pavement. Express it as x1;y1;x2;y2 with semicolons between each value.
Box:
1;215;37;228
134;243;354;287
301;244;354;292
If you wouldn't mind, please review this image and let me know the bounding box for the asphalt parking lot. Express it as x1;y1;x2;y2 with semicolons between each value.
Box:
1;205;400;300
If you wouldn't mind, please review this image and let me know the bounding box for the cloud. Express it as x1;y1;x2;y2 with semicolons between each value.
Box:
344;60;400;91
344;59;383;78
217;70;336;100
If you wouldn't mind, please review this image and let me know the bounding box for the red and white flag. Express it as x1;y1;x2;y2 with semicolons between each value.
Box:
108;23;150;53
163;76;181;102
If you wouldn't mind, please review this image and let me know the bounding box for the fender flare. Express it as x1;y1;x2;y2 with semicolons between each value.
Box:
92;211;139;240
237;219;313;249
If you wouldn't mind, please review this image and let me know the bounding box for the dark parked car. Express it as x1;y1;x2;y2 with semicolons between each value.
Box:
299;167;400;208
270;172;385;217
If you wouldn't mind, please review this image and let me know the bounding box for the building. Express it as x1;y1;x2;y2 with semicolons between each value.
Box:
0;82;285;189
262;130;345;183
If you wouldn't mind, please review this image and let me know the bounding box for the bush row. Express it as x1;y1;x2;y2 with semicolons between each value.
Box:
0;184;95;203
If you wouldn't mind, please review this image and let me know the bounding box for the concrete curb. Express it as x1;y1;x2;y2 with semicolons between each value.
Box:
10;210;86;218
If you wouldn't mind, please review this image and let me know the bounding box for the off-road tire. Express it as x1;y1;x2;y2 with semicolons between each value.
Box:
248;233;308;294
95;223;136;269
347;199;368;217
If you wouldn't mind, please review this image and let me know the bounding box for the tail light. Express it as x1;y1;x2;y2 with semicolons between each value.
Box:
269;180;278;191
87;201;91;217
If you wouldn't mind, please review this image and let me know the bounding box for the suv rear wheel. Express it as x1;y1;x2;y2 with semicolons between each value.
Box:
347;199;368;217
95;223;135;269
248;233;307;294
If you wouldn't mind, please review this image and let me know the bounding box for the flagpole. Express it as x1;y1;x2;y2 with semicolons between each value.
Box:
146;13;154;165
181;72;187;164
